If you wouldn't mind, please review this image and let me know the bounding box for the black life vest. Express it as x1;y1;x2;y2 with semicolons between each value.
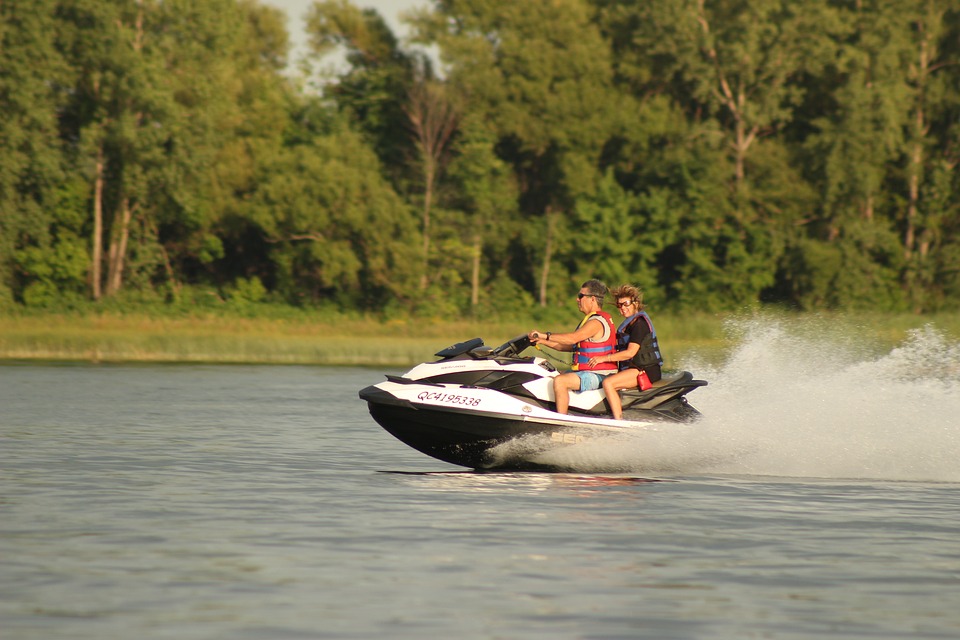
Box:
616;311;663;370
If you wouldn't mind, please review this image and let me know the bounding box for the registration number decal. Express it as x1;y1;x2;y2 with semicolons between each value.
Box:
417;391;481;407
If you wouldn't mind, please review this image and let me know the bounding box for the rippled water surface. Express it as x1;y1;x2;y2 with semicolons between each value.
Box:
3;324;960;639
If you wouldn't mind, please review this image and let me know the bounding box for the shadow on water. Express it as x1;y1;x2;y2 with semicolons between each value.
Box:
376;470;667;493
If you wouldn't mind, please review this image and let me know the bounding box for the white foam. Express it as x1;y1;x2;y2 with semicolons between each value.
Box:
505;319;960;481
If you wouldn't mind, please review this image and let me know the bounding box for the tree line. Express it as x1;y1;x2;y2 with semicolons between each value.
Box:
1;0;958;318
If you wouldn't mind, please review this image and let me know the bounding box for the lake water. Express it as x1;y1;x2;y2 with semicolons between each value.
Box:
2;322;959;639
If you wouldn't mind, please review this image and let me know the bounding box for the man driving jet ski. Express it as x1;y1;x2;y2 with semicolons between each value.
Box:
526;279;617;414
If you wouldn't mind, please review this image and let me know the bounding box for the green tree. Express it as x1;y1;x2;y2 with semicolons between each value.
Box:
160;0;292;296
446;112;519;312
0;0;71;304
245;123;419;308
404;76;460;291
787;0;914;310
13;180;90;307
899;0;960;311
54;0;291;303
602;0;830;309
787;0;959;311
57;0;162;300
607;0;832;188
411;0;619;306
305;0;416;180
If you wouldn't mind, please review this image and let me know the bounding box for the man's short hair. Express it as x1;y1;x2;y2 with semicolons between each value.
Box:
581;279;608;301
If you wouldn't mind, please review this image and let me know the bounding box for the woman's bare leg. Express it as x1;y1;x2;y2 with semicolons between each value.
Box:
602;369;640;419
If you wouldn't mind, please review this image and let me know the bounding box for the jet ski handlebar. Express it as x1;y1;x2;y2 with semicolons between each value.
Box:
491;334;533;358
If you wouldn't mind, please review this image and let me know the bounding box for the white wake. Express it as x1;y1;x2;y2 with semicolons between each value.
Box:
518;318;960;481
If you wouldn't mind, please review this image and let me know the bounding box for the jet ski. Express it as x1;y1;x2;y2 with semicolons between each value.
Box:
358;335;707;470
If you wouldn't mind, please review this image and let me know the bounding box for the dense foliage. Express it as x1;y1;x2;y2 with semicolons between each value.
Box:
2;0;958;317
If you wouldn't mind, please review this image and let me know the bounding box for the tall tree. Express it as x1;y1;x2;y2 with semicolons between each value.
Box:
158;0;292;294
610;0;830;189
56;0;291;301
59;0;175;300
411;0;619;306
404;77;459;290
790;0;914;310
603;0;833;308
0;0;72;304
788;0;960;311
245;123;419;307
305;0;416;181
899;0;959;311
446;112;519;310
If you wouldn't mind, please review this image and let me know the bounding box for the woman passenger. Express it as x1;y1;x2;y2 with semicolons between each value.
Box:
586;285;664;420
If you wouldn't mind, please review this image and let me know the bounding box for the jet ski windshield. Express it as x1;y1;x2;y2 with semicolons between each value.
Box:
434;337;485;359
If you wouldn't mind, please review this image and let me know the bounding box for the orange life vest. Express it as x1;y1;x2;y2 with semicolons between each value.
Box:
572;311;617;371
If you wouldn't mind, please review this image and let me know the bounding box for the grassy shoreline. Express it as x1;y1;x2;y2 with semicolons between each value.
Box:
1;310;957;367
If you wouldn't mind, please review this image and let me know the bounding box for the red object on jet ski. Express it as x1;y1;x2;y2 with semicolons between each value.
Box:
637;370;652;391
